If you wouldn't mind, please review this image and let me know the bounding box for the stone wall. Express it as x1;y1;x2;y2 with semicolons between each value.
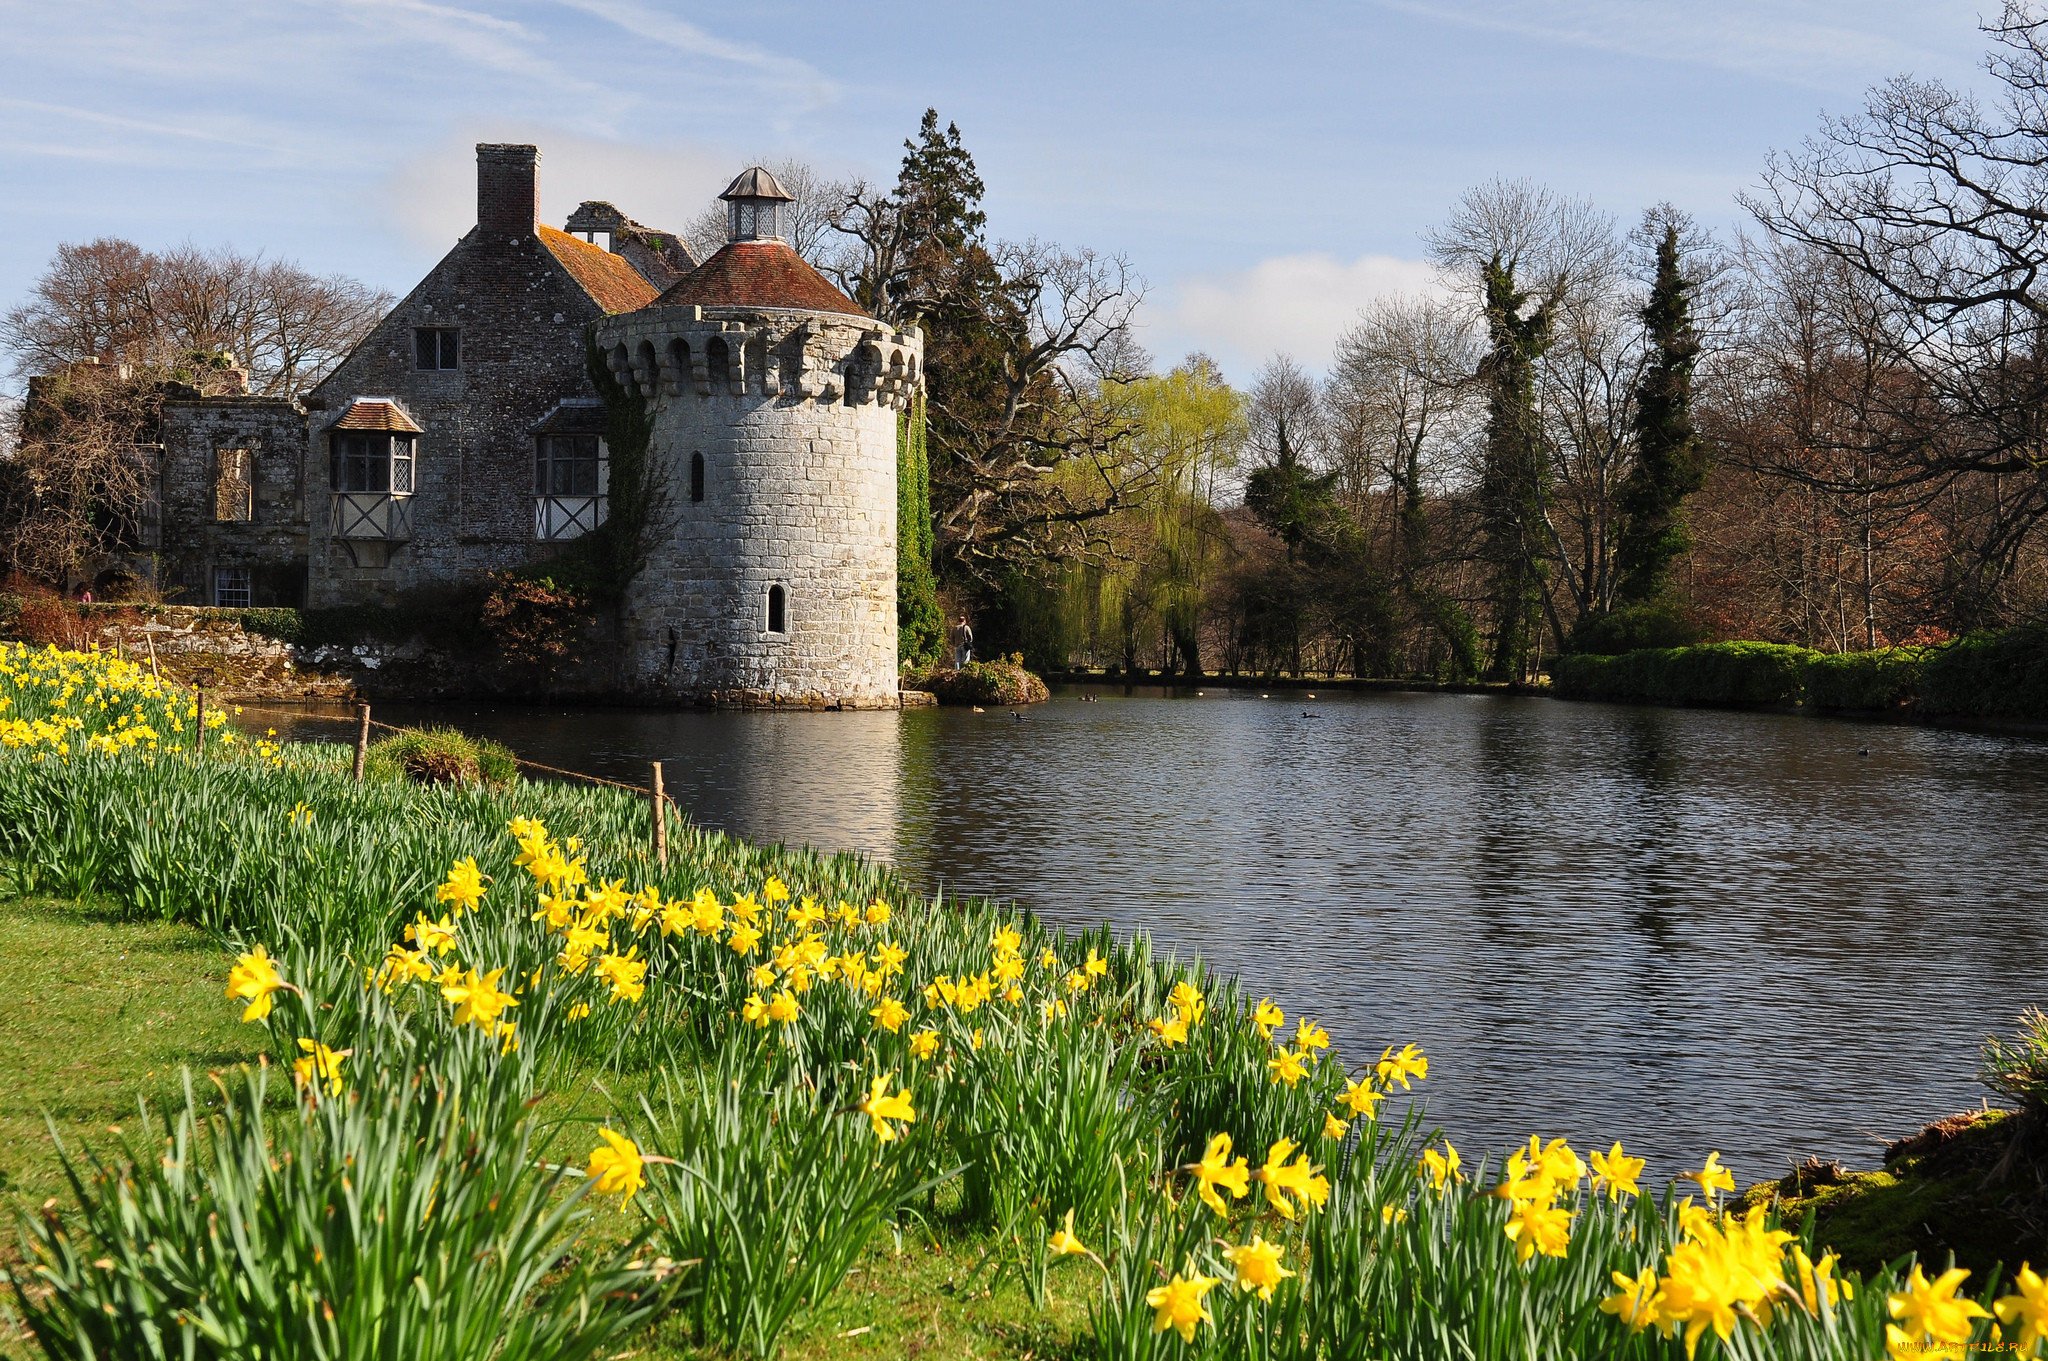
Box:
596;306;918;708
158;396;309;606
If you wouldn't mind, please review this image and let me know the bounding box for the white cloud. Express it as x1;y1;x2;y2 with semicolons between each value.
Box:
382;125;743;250
1142;252;1444;382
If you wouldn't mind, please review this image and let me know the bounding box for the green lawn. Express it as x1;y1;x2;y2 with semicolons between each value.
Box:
0;896;1084;1360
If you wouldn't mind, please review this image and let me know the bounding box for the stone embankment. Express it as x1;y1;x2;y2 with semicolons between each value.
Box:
85;608;354;702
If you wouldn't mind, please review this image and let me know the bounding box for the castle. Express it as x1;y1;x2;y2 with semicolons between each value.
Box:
139;144;917;708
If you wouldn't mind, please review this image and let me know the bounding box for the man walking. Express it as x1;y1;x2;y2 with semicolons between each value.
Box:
949;613;974;670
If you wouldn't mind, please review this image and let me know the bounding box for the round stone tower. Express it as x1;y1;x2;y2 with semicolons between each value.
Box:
594;167;921;708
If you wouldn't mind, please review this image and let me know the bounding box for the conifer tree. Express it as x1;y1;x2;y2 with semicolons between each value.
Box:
1612;224;1707;605
1476;256;1554;682
896;393;944;666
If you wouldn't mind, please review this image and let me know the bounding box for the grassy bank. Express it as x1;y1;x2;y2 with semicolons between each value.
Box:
0;642;2037;1360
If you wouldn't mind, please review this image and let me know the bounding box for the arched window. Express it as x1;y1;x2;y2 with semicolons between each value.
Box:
766;584;787;635
690;451;705;502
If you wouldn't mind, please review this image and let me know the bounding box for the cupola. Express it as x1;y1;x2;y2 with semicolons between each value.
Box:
720;166;795;243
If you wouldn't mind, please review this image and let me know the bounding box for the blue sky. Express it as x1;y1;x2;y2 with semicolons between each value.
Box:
0;0;1992;383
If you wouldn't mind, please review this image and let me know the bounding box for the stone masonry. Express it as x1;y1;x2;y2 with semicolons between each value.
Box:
157;390;309;606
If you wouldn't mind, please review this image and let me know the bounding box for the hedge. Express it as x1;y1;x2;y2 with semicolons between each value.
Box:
1801;648;1924;711
1549;641;1817;706
1919;626;2048;718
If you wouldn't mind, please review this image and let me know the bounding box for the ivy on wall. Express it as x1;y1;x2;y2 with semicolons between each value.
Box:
897;392;944;667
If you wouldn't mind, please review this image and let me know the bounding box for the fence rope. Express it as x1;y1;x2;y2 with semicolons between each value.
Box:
357;714;685;810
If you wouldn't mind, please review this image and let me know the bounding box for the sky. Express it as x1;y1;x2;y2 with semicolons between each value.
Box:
0;0;1997;385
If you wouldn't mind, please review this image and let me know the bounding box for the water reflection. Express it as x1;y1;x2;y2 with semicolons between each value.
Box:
240;688;2048;1181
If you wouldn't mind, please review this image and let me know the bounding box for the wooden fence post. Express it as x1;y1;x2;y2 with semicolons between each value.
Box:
650;761;668;870
194;687;206;753
354;704;371;783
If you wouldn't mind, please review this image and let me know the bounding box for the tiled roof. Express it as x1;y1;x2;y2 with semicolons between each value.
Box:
538;225;661;314
652;241;868;317
332;399;422;433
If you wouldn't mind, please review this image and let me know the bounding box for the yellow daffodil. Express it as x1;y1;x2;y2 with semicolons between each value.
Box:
1038;947;1058;970
1793;1245;1853;1312
291;1038;350;1098
1599;1267;1662;1331
1375;1043;1427;1089
1382;1204;1407;1225
595;949;646;1004
742;993;769;1027
1253;997;1284;1039
726;922;763;955
1146;1273;1218;1343
1048;1208;1089;1257
226;945;287;1022
1888;1265;1989;1355
750;963;779;990
565;1002;591;1021
1268;1048;1308;1086
442;967;518;1029
865;898;891;926
588;1128;645;1203
1084;948;1108;978
992;924;1022;955
1225;1235;1294;1302
787;897;825;930
1504;1200;1573;1262
404;912;459;957
1252;1138;1329;1219
1590;1140;1644;1200
1323;1111;1349;1141
766;989;801;1024
729;891;763;925
1189;1133;1251;1216
870;996;910;1032
689;888;724;935
375;943;432;993
763;876;791;904
1148;1014;1190;1046
856;1073;916;1141
875;941;908;976
832;900;862;928
1419;1140;1461;1190
1293;1017;1330;1053
435;856;486;914
1681;1151;1735;1200
1994;1263;2048;1353
910;1028;940;1060
1168;980;1206;1026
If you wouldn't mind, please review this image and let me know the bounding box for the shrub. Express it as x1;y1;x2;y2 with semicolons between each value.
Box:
364;726;519;788
903;655;1050;706
1550;641;1816;706
480;572;590;669
1564;600;1701;655
10;591;91;648
237;606;303;644
1920;625;2048;719
1802;647;1924;710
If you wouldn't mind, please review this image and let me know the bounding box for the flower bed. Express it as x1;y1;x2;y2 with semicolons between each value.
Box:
1;645;2035;1360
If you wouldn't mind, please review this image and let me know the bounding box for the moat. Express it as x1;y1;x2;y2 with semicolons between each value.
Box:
242;685;2048;1180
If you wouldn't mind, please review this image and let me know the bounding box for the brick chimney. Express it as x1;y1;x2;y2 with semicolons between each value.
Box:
476;143;538;238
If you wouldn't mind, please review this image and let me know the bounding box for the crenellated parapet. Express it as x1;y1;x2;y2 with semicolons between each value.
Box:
593;306;923;410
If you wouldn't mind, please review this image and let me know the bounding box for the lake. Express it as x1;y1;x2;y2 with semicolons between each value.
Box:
240;685;2048;1184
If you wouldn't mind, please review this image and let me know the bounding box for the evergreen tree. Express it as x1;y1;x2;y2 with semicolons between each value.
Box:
1612;224;1707;605
1476;256;1554;683
896;393;944;667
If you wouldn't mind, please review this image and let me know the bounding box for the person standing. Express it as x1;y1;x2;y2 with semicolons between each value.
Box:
949;613;974;670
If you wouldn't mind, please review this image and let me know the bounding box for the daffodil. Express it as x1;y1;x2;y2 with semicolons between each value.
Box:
1419;1140;1461;1191
726;921;763;955
292;1038;350;1097
1375;1043;1427;1089
1599;1267;1662;1331
742;993;769;1027
992;924;1022;955
729;891;763;925
910;1028;940;1060
1147;1273;1218;1343
441;967;518;1029
857;1073;916;1141
1339;1076;1383;1119
1792;1245;1853;1312
1293;1017;1330;1053
1681;1151;1735;1200
1168;980;1206;1025
1888;1264;1989;1354
404;912;459;957
1225;1236;1294;1302
864;898;891;926
1189;1133;1250;1216
689;888;724;935
1268;1048;1308;1086
435;857;487;914
226;945;287;1022
1148;1014;1190;1046
767;989;801;1024
587;1128;645;1203
1504;1200;1573;1262
1590;1140;1644;1200
763;876;790;904
1048;1208;1089;1257
1253;997;1284;1039
1322;1111;1349;1141
1994;1263;2048;1354
1252;1138;1329;1219
595;949;646;1004
870;996;910;1033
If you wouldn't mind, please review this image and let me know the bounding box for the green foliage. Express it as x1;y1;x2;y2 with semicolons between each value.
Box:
633;1048;949;1357
1983;1009;2048;1115
1613;224;1709;606
479;571;594;670
1800;648;1924;711
1919;624;2048;719
897;395;945;668
363;725;519;788
1550;642;1817;706
10;1061;657;1361
235;606;303;644
902;656;1049;706
1566;601;1701;656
